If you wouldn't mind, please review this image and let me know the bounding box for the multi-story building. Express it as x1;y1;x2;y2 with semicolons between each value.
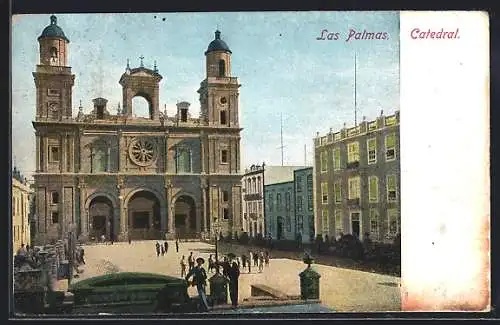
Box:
293;167;315;243
241;164;306;237
265;181;295;240
31;15;243;244
313;111;400;243
12;167;33;255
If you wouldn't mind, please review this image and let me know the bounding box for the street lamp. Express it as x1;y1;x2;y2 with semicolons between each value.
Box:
213;217;220;272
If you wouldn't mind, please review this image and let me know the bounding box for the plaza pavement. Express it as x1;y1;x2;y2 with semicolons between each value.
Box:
73;240;401;312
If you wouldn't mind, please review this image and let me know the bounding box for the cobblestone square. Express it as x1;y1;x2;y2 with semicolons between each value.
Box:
73;240;401;312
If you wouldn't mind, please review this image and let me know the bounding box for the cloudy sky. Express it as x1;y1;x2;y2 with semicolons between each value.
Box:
11;12;399;178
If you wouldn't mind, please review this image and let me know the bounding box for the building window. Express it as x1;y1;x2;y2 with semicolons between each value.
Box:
335;209;343;236
268;193;273;211
307;174;313;189
333;147;341;170
96;105;105;119
180;108;188;122
347;142;360;163
257;177;261;193
276;193;282;210
320;151;328;173
321;182;328;204
50;47;58;65
223;208;229;220
220;149;228;164
348;176;361;199
92;146;108;173
285;191;291;211
286;216;291;232
12;198;16;215
223;190;229;202
47;89;60;97
218;59;226;77
296;176;302;192
297;215;304;233
321;210;329;234
220;110;227;125
387;175;397;202
388;208;400;236
367;138;377;164
49;146;60;162
307;192;313;211
176;147;192;173
51;211;59;224
51;191;59;204
370;208;379;241
385;133;396;161
297;196;303;212
368;176;379;203
334;182;342;203
258;202;262;217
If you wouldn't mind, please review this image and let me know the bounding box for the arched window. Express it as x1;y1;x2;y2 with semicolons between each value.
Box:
218;59;226;77
91;144;109;173
50;47;58;65
176;147;192;173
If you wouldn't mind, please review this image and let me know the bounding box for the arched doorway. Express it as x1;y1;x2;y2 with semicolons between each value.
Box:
174;195;196;239
128;190;161;240
89;196;115;242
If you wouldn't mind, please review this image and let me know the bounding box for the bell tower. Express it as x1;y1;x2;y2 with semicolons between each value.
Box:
198;30;240;127
33;15;75;121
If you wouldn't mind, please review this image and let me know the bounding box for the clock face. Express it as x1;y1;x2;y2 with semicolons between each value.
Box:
220;97;227;105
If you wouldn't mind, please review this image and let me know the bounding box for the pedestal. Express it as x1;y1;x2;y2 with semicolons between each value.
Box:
299;265;321;300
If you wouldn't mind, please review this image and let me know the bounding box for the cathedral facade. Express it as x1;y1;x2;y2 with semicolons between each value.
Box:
32;16;243;244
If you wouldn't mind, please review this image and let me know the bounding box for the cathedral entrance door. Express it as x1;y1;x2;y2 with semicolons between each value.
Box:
89;196;115;242
174;195;197;240
128;191;161;240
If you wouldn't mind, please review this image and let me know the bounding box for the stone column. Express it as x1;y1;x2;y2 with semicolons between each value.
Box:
70;135;75;172
118;177;128;241
202;185;208;232
78;182;88;241
200;132;205;174
195;204;201;233
160;200;167;236
61;134;67;173
166;181;175;236
43;137;49;171
36;134;41;172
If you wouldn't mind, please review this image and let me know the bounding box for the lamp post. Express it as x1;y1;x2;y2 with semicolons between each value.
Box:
213;217;220;272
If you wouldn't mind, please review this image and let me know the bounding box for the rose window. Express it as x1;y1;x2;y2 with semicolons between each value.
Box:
128;138;157;166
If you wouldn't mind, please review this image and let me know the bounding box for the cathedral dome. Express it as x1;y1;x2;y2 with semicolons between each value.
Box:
38;15;70;43
205;30;231;55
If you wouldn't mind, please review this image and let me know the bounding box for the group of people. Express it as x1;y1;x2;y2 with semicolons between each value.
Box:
239;250;270;273
155;239;180;257
183;253;242;311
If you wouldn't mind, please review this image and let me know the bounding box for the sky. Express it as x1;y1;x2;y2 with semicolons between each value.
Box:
11;12;400;178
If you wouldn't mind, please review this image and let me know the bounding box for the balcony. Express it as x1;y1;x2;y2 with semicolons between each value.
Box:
346;161;360;169
244;193;262;201
249;213;258;220
347;198;360;206
36;65;72;74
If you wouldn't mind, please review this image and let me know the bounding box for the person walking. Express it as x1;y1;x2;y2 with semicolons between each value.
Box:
208;254;215;273
161;245;165;256
175;239;179;253
180;255;187;277
254;250;259;267
155;242;161;257
188;252;194;271
247;251;252;273
264;250;270;267
185;257;209;312
164;241;169;255
258;251;264;273
228;261;240;307
241;254;247;268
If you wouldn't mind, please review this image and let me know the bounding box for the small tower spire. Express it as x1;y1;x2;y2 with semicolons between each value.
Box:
139;55;144;68
125;59;131;74
215;30;221;40
117;102;121;115
78;100;83;112
50;15;57;25
153;60;158;73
